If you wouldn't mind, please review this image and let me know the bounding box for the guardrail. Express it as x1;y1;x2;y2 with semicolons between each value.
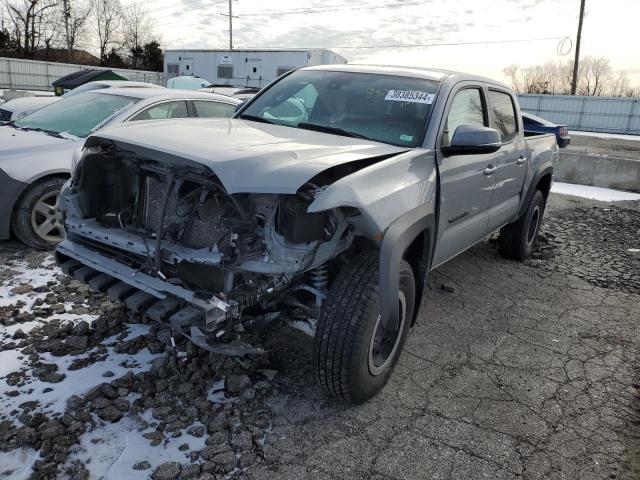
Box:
518;93;640;135
0;56;167;91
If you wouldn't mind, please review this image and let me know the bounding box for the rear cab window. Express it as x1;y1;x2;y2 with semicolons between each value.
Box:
488;90;518;142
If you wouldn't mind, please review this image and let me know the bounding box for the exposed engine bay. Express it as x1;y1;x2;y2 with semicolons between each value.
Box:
57;146;356;354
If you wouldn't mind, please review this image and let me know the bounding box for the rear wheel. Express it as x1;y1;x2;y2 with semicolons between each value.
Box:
313;251;415;404
12;177;66;249
498;189;545;261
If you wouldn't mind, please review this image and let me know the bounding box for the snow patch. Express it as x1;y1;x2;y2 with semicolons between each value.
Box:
0;447;39;480
0;324;161;417
551;182;640;202
67;415;207;480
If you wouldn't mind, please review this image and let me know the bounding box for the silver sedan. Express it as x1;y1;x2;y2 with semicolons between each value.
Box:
0;88;241;248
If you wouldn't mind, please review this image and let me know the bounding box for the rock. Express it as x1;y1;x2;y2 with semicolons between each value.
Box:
177;464;200;480
40;372;66;383
231;430;253;451
259;369;278;381
225;374;251;395
11;284;33;295
102;371;115;378
12;329;27;340
143;431;165;446
97;405;123;422
186;425;205;438
113;398;130;412
133;460;151;470
440;283;455;293
39;420;66;440
152;406;173;421
207;418;226;433
177;382;193;395
200;444;232;461
72;321;90;336
15;426;38;445
151;462;182;480
101;384;119;399
91;397;111;410
238;452;258;468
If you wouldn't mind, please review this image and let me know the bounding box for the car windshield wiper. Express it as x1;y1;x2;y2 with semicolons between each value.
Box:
297;122;371;141
237;114;276;125
17;126;65;138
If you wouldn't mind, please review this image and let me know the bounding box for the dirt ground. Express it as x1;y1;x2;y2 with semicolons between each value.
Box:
1;191;639;480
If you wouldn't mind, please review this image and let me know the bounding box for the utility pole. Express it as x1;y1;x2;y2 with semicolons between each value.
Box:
570;0;586;95
220;0;238;50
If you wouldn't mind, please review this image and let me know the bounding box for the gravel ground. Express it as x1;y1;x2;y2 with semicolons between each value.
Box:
1;191;639;480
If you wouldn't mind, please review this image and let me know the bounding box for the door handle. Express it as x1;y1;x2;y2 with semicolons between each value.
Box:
517;156;527;165
483;165;498;175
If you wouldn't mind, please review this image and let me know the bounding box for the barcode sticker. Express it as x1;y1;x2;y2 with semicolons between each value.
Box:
385;90;435;104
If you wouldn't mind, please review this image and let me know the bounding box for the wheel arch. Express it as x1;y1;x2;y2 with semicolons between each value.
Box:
379;203;436;329
518;166;553;218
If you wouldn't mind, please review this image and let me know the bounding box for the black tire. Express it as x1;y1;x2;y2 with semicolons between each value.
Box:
498;190;546;261
11;177;66;250
314;251;415;404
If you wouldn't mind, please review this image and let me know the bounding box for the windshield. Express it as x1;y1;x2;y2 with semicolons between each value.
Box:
15;92;137;137
239;70;439;147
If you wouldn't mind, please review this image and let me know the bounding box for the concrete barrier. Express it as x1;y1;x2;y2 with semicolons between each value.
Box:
555;151;640;193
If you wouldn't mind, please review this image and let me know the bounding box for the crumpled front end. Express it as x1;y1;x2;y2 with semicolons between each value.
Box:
56;142;354;354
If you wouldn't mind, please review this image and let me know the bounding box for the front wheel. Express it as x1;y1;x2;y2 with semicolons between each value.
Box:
313;251;415;404
11;177;66;249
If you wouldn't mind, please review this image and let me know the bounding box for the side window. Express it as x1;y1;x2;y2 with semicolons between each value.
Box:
488;90;518;142
445;88;485;142
192;101;236;118
131;101;189;121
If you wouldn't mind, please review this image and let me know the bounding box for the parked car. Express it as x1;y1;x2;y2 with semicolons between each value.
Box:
56;65;557;404
200;86;261;101
0;81;164;122
167;76;212;90
0;89;241;249
522;112;571;148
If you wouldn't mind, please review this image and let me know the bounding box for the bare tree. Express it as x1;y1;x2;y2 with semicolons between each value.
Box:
3;0;58;57
94;0;121;64
121;1;154;68
504;57;637;97
59;0;90;54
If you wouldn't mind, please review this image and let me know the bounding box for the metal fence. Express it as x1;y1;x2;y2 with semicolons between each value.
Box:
0;56;167;91
518;93;640;135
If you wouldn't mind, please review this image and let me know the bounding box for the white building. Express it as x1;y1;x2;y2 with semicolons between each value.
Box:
163;49;347;88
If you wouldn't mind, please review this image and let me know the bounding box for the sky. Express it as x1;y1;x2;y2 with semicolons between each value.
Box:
124;0;640;85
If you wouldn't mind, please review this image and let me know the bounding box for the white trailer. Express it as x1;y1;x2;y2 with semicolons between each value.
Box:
164;49;347;88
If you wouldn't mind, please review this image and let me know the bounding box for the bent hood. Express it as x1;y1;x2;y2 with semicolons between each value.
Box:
91;118;408;194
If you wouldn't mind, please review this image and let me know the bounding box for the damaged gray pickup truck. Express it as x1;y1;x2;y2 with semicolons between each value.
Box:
55;65;557;404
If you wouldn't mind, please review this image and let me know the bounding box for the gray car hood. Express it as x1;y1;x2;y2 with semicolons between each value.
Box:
93;118;408;194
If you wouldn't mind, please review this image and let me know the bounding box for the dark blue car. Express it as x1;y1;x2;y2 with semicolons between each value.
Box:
522;112;571;148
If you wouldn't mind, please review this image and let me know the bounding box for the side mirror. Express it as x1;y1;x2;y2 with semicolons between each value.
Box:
441;125;502;156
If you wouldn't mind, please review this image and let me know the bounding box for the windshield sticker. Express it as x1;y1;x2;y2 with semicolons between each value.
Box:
400;134;414;142
385;90;435;104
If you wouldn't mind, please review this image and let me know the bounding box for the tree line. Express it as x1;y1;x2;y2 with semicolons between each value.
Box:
504;56;638;97
0;0;163;71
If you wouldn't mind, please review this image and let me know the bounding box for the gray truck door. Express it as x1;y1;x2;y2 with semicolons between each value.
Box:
431;85;495;269
486;88;527;231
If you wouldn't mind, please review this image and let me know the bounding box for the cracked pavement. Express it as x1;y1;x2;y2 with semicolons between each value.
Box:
1;192;639;479
246;193;640;480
